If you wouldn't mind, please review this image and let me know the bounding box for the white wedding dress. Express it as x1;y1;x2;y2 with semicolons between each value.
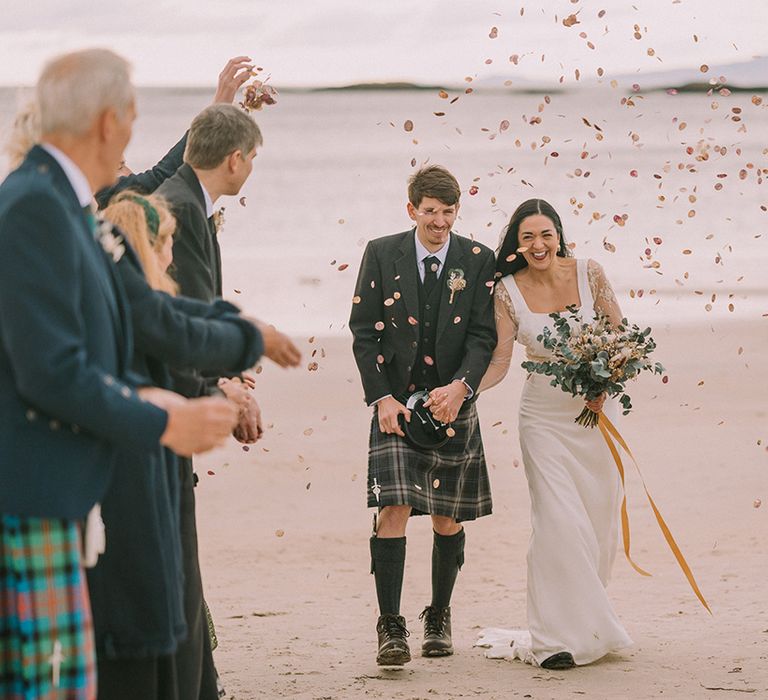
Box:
477;258;632;666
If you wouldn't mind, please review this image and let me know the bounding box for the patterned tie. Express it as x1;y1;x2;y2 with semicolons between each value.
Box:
423;255;440;296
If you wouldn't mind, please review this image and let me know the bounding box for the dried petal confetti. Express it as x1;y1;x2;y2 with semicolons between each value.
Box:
374;321;385;331
404;120;414;132
240;80;278;112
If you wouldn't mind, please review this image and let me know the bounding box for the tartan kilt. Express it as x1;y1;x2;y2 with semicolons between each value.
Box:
0;515;96;700
367;402;493;521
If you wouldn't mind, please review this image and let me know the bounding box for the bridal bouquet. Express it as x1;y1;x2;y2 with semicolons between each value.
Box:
521;307;665;428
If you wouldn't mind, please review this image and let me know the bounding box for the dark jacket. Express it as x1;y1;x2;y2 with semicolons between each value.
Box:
0;146;167;519
350;229;497;406
157;163;222;303
95;132;188;210
87;239;263;658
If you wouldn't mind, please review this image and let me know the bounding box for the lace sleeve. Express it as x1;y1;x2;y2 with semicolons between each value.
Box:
478;280;518;393
588;259;623;327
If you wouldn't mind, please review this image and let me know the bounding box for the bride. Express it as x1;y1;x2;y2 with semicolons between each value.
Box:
477;198;632;670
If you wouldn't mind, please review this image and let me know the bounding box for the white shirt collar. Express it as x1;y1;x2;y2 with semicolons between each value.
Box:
414;229;450;280
200;182;214;218
40;143;93;208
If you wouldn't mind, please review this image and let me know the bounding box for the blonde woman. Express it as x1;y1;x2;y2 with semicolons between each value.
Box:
102;190;178;295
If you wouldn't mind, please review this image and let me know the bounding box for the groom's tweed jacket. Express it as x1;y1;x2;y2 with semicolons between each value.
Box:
350;229;497;406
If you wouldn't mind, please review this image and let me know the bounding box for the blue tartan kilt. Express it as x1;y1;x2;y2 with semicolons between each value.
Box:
367;402;493;521
0;515;96;700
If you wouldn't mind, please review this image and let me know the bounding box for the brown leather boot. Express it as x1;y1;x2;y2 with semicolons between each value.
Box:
419;605;453;657
376;614;411;666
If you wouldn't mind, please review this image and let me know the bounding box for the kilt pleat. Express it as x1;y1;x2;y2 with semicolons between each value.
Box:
367;402;493;521
0;516;96;700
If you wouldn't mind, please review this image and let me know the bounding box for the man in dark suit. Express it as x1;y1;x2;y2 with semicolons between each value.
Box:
0;48;238;699
95;55;254;211
157;102;299;699
350;165;497;666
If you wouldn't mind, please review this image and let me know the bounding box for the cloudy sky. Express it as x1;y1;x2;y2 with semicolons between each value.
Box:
1;0;765;87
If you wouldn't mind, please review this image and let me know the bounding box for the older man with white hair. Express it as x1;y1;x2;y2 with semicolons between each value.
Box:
0;48;238;700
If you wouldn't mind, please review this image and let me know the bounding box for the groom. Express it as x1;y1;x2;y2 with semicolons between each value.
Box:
350;165;497;665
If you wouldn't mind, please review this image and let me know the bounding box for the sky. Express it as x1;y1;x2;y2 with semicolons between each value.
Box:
0;0;766;88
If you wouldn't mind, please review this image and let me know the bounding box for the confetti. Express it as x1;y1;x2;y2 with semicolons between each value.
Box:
453;316;461;324
446;427;456;438
240;80;278;112
404;120;414;132
338;263;349;271
472;246;482;254
433;478;441;488
424;355;435;366
563;14;580;27
374;321;385;331
275;529;285;537
754;499;762;509
352;296;361;304
239;196;247;207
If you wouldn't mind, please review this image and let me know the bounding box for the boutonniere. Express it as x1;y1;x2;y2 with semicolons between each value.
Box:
96;220;125;263
212;206;226;235
447;268;466;304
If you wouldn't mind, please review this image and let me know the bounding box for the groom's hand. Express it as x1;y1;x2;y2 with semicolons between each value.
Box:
424;381;466;424
377;396;411;437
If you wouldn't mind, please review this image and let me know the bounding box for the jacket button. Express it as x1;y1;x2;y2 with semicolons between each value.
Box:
25;409;37;422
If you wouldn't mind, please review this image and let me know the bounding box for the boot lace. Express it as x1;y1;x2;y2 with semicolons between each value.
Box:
419;606;447;636
377;614;410;640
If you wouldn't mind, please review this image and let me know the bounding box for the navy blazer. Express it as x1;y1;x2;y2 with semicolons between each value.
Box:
95;132;188;210
0;146;168;519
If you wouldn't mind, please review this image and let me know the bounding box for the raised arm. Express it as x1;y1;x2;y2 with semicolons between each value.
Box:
478;279;518;393
588;259;623;328
116;249;263;372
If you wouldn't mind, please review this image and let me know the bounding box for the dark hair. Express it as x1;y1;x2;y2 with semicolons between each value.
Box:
495;198;571;278
407;165;461;207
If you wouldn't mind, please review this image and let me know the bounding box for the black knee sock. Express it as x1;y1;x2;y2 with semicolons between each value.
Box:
370;536;406;616
431;528;465;609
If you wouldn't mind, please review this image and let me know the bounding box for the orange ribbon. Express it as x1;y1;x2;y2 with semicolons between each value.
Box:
597;413;712;614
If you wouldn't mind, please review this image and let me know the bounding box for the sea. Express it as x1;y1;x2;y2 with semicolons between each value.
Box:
1;85;765;334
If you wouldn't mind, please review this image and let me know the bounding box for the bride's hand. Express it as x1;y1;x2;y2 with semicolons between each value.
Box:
585;393;606;413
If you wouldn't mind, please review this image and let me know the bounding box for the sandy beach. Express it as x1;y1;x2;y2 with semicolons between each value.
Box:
191;318;768;699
